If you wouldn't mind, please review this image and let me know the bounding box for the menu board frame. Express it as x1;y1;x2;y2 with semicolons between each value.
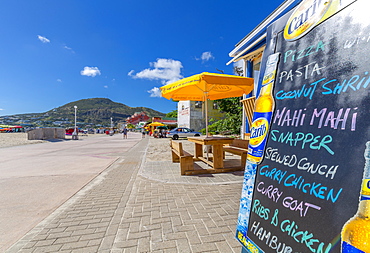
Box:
236;0;370;252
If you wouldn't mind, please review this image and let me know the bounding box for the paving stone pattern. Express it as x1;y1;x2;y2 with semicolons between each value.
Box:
8;138;243;253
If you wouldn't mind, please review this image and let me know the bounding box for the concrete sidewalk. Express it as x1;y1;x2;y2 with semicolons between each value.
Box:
7;136;244;253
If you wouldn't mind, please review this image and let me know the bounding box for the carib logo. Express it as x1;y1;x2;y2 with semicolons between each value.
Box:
249;118;269;147
362;179;370;197
284;0;332;41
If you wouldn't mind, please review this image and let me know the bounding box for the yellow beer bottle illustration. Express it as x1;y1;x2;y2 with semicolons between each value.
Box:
341;141;370;252
247;53;280;164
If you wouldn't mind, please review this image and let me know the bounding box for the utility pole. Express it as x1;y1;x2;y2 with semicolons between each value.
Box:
72;106;78;140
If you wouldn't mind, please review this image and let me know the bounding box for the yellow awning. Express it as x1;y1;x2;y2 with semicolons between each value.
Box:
160;72;254;101
148;122;165;127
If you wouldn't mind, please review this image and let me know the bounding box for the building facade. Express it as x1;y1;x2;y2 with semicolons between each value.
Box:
126;112;150;125
177;100;225;131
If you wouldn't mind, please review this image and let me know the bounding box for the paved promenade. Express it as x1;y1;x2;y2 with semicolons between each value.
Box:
6;133;244;253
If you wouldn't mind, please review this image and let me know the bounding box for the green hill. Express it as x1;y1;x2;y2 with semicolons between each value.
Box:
9;98;166;128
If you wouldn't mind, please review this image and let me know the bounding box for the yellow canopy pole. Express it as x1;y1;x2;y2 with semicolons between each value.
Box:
204;92;209;136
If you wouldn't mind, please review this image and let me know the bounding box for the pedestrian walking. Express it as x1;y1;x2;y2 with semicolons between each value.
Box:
142;130;145;138
123;128;128;139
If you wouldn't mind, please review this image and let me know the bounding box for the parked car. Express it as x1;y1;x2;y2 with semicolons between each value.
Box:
167;127;201;140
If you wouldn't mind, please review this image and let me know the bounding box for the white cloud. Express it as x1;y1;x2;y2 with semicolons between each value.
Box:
0;108;4;111
37;35;50;43
196;51;214;62
233;60;244;69
80;66;101;77
201;51;214;61
63;45;75;53
130;58;183;84
127;70;135;76
148;87;162;97
104;85;108;88
57;79;62;82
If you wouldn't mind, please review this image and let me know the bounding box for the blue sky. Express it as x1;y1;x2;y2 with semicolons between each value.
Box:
0;0;283;116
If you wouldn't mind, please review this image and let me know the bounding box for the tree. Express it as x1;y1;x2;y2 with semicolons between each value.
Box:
166;110;177;118
202;97;243;135
234;66;243;76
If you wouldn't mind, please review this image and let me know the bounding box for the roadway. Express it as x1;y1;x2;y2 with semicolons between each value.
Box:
0;133;142;252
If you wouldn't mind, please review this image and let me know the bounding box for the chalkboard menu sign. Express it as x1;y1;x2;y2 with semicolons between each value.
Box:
236;0;370;252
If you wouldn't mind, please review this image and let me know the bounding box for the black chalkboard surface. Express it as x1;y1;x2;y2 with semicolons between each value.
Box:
241;1;370;252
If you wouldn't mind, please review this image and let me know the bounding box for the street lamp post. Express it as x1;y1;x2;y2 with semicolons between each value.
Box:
72;105;78;140
110;117;114;136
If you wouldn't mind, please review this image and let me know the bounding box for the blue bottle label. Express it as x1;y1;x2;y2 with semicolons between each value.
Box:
342;241;365;253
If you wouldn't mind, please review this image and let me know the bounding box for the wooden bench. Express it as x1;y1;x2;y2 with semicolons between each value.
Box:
223;139;249;169
170;140;194;175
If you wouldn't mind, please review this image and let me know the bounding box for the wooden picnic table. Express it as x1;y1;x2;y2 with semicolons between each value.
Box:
187;136;234;169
